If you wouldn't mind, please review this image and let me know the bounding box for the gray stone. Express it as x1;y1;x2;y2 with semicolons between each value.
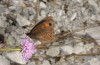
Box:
84;43;94;52
75;26;100;45
0;19;7;28
33;0;37;3
46;47;60;57
0;5;6;14
6;51;26;64
5;26;16;33
40;2;47;8
88;58;100;65
42;60;50;65
16;14;31;26
60;46;73;54
73;43;86;54
15;28;26;34
70;13;77;21
55;58;67;65
27;61;36;65
0;28;5;34
88;0;98;9
6;35;16;47
81;62;90;65
40;10;47;18
10;0;25;13
0;55;10;65
11;33;23;46
22;7;29;18
29;15;35;21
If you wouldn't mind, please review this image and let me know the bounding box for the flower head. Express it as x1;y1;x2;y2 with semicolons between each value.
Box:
21;36;37;61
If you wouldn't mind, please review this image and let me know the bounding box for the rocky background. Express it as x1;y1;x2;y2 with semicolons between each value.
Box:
0;0;100;65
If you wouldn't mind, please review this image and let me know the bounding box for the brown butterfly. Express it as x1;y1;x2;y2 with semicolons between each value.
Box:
27;16;56;43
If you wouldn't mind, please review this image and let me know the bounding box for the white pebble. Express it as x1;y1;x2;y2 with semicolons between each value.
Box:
75;26;100;45
0;19;7;28
42;60;50;65
40;2;47;8
16;14;31;26
6;35;15;47
41;10;47;18
88;0;98;8
0;55;10;65
88;58;100;65
60;46;73;54
6;51;26;64
70;13;77;21
73;43;86;54
55;58;67;65
46;47;60;57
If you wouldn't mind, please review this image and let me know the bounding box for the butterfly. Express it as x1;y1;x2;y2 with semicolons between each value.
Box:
27;16;56;43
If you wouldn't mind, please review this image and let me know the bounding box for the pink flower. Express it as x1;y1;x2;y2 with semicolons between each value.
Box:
21;36;37;61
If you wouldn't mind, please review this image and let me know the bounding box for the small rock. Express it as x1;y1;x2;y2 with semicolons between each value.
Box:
11;0;25;8
6;51;26;64
11;33;23;46
12;0;20;5
43;0;47;2
64;39;74;44
40;2;47;8
16;14;31;26
34;40;41;45
22;7;29;18
6;35;15;47
13;34;31;47
55;58;67;65
75;26;100;45
88;58;100;65
57;9;65;16
70;13;77;21
42;60;50;65
29;15;35;21
49;58;55;65
54;24;61;34
88;0;98;8
27;61;36;65
0;28;5;34
40;10;47;18
15;28;25;34
73;43;86;54
33;0;37;3
84;44;94;51
60;46;73;54
0;19;7;28
81;62;90;65
5;26;16;33
76;0;82;3
0;55;10;65
46;47;60;57
0;5;6;14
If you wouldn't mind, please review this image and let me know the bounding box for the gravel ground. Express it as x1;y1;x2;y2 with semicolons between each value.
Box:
0;0;100;65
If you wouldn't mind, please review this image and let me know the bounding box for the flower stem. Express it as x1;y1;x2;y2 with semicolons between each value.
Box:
0;48;21;52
